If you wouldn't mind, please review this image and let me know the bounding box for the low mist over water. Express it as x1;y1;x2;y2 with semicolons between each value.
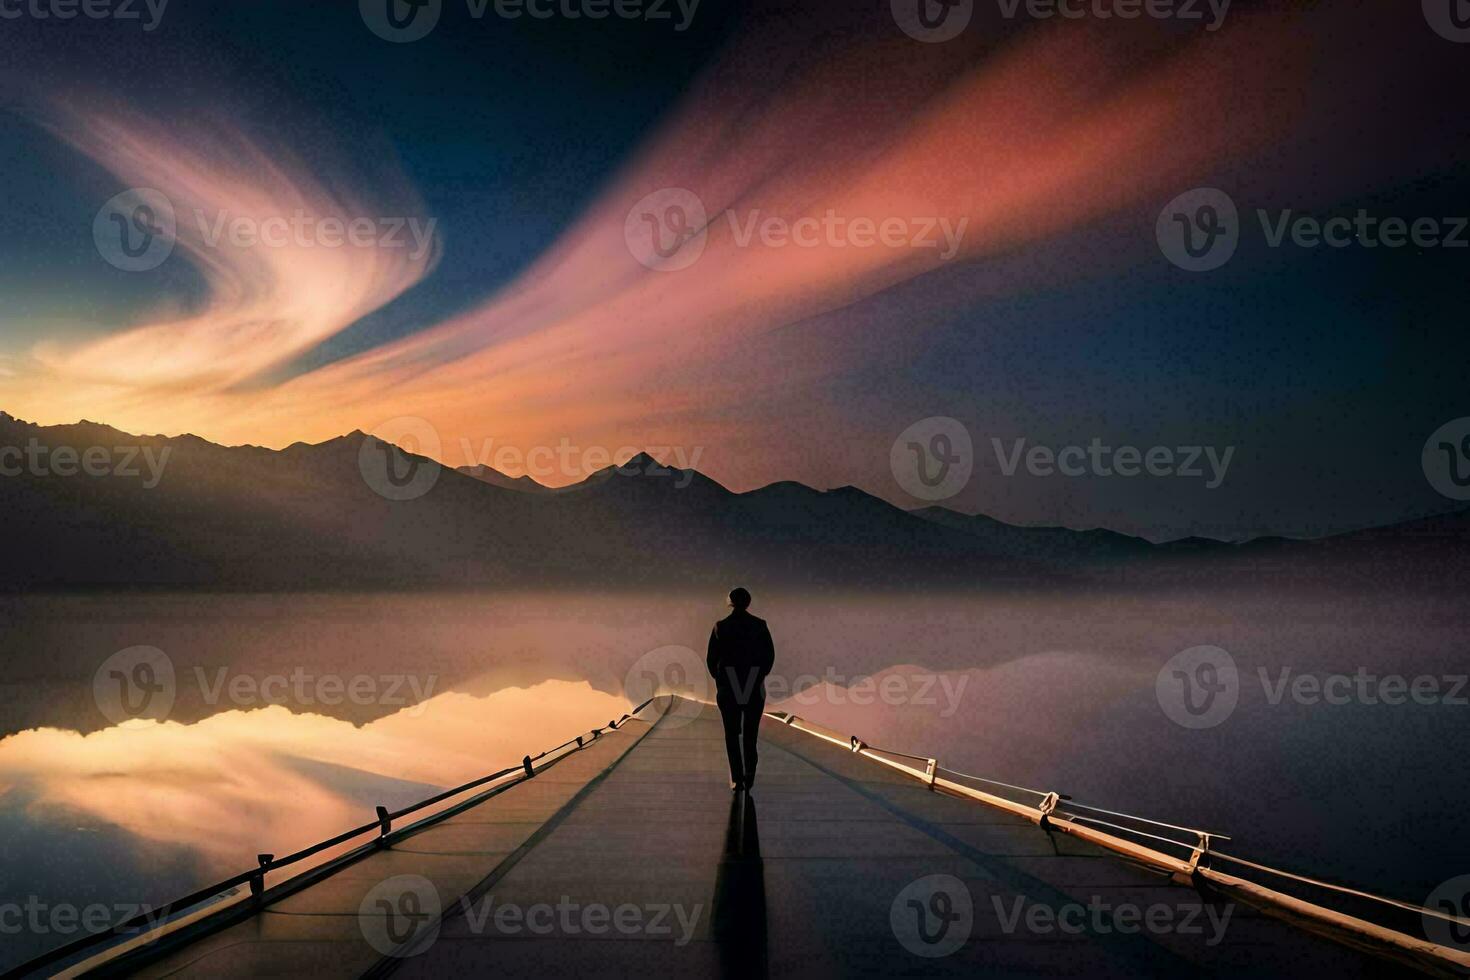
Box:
0;587;1465;970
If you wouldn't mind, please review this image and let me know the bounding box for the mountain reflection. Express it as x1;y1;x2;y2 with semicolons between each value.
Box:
0;680;629;873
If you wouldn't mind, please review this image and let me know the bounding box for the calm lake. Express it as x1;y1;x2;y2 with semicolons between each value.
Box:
1;588;1465;970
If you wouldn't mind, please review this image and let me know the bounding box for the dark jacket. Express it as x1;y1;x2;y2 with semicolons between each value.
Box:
706;610;775;704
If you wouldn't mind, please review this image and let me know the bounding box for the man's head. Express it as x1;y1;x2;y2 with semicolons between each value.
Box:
727;587;752;611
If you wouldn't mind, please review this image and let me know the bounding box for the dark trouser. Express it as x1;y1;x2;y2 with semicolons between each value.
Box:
716;691;765;783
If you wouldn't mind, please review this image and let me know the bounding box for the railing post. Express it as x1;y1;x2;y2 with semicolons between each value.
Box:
575;735;584;748
375;805;392;841
849;735;865;753
1185;832;1212;877
250;854;273;901
522;755;535;778
924;758;938;789
1037;792;1060;831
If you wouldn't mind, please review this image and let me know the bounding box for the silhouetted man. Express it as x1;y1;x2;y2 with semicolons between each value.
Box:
707;587;775;791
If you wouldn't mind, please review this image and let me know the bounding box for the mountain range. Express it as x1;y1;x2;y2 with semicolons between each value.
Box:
2;411;1465;592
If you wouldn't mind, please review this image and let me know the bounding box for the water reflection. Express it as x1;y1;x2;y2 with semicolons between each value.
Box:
0;679;629;874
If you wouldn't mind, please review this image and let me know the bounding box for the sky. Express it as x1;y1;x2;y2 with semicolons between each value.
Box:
0;0;1467;539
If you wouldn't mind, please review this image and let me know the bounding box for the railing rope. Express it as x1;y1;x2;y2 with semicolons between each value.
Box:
1209;849;1470;929
1059;799;1231;843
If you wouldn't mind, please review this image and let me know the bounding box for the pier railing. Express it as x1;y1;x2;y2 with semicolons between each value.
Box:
2;698;662;980
767;708;1470;977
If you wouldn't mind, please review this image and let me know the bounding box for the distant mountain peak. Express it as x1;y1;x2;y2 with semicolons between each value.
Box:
618;451;663;470
456;462;550;494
